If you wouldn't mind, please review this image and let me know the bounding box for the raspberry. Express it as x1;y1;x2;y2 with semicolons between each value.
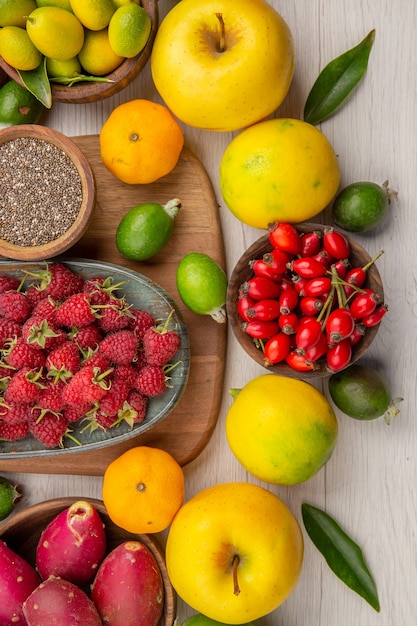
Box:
83;276;123;305
82;351;111;371
32;296;59;324
126;389;148;423
0;401;32;425
0;420;29;441
0;319;22;349
93;410;119;431
99;330;139;365
69;323;102;351
55;293;96;327
62;401;92;423
128;308;155;340
22;315;61;350
0;274;20;294
45;341;81;382
28;410;69;448
62;364;112;405
4;337;46;370
98;297;132;333
135;365;167;397
99;379;130;417
0;291;31;323
5;367;44;404
27;262;84;301
143;323;181;367
113;363;139;387
37;379;66;413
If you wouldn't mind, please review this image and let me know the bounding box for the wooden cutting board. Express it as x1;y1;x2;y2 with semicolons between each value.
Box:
0;136;227;475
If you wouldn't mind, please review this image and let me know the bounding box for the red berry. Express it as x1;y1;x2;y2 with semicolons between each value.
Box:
4;337;46;369
0;291;31;323
262;248;290;274
361;304;388;327
290;257;327;279
323;227;350;259
246;299;281;321
303;332;328;363
299;230;322;256
99;379;130;417
0;420;29;441
299;296;323;316
56;293;96;327
126;389;148;423
99;330;139;365
98;297;131;333
326;308;355;343
128;308;155;340
250;258;283;282
242;276;281;301
143;321;181;367
28;410;70;448
242;319;279;339
349;291;380;320
295;317;322;353
135;365;167;397
285;350;315;372
278;285;299;314
62;364;112;405
5;367;43;404
301;276;332;297
263;332;291;365
269;222;301;255
326;338;352;372
237;294;256;322
278;312;299;334
0;318;22;349
46;341;81;382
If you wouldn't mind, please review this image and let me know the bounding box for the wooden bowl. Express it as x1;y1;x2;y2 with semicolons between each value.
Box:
0;0;158;104
226;223;384;379
0;124;96;261
0;497;176;626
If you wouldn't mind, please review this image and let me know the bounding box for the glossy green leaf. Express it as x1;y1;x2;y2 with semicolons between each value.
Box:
50;74;114;87
17;58;52;109
302;503;380;612
304;29;376;125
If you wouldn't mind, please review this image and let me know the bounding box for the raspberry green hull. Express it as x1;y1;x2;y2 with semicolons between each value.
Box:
176;252;227;323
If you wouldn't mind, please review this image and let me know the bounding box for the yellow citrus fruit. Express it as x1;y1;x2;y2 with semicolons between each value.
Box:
219;118;341;228
35;0;73;10
26;6;85;61
70;0;115;31
78;28;124;76
0;0;37;28
112;0;141;7
0;26;42;70
225;374;338;485
99;98;184;185
46;56;82;79
102;446;185;534
108;3;151;58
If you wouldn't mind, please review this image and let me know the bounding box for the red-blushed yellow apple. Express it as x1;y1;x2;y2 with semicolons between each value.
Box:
150;0;294;131
165;482;303;624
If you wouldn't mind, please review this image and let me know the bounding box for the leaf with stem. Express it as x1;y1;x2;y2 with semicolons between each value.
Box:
17;58;52;109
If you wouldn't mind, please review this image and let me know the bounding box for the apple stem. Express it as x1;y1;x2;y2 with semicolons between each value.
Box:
215;13;226;53
232;554;240;596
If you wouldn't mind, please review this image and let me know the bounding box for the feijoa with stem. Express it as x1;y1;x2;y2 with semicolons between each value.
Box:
332;180;398;232
0;475;22;520
116;198;181;261
328;363;403;424
176;252;227;323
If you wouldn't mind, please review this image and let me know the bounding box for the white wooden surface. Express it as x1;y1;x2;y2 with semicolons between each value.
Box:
3;1;417;624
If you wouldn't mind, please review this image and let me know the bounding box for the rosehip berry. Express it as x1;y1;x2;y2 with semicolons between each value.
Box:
301;276;332;297
242;276;281;300
292;275;309;294
311;250;332;270
263;332;291;365
262;248;290;274
269;222;301;256
290;257;327;279
250;258;283;282
349;324;366;345
303;332;328;362
349;291;381;319
299;296;323;316
242;319;279;339
326;308;355;343
331;258;349;279
326;338;352;372
361;303;388;327
300;230;322;257
295;317;322;353
246;299;281;321
344;250;384;289
278;312;299;334
285;350;315;372
237;294;256;322
279;285;299;315
323;227;351;259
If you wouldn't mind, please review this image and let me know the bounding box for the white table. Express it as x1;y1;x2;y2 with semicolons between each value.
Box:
3;1;416;624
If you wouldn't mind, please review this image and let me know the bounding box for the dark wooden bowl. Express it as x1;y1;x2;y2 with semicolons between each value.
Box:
0;0;158;104
226;223;384;379
0;497;176;626
0;124;96;261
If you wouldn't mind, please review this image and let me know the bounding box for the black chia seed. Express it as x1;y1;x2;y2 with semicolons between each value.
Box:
0;137;83;247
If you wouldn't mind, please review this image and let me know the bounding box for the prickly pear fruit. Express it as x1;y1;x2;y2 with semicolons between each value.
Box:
36;500;106;586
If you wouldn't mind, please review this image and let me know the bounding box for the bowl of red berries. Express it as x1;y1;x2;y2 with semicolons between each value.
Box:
226;223;386;378
0;259;189;457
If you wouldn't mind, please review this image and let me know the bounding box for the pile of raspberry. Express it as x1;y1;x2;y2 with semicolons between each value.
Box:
0;263;181;449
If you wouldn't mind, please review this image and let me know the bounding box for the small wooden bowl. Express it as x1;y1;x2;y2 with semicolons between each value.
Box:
226;224;384;379
0;497;176;626
0;0;158;104
0;124;96;261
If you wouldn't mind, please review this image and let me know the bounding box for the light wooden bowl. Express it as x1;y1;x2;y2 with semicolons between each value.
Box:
226;223;384;379
0;0;158;104
0;497;176;626
0;124;96;261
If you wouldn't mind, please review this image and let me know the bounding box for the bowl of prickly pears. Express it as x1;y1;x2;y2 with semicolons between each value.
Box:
226;223;386;378
0;497;176;625
0;259;189;458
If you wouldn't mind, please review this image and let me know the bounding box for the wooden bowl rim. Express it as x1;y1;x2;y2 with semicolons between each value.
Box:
0;496;176;626
0;0;158;104
0;124;96;261
226;223;383;379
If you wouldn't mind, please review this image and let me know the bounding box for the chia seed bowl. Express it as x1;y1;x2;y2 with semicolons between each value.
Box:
0;125;96;262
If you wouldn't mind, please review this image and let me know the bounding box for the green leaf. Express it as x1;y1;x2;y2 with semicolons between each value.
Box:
50;74;114;87
301;503;380;612
303;29;376;125
17;58;52;109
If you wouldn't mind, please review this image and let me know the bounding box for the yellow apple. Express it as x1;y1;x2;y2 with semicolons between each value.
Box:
165;482;303;624
150;0;294;131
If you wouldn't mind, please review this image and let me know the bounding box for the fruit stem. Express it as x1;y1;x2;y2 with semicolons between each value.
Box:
210;305;227;323
382;179;398;204
164;198;182;218
384;397;403;425
232;554;240;595
215;13;226;53
362;249;384;272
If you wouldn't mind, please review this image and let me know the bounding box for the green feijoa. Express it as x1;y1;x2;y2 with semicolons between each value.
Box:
0;476;22;521
328;363;403;424
0;79;45;128
176;252;227;323
332;180;398;232
116;198;181;261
